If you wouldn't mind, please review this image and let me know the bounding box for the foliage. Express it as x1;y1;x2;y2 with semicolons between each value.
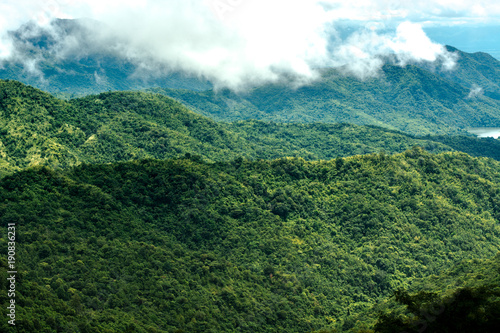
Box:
3;79;490;176
1;150;500;332
372;253;500;333
155;63;500;135
374;286;500;333
425;134;500;160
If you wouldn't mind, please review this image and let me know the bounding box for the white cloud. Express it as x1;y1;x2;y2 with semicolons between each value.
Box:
329;21;457;78
468;84;484;98
390;22;444;61
2;0;497;89
0;35;13;61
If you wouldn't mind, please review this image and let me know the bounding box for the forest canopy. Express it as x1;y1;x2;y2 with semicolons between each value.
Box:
1;150;500;332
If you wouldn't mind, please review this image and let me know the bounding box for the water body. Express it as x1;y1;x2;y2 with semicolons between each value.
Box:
467;128;500;138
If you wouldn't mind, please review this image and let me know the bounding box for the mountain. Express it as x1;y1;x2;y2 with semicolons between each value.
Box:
0;19;211;97
3;20;500;135
419;45;500;100
1;150;500;332
7;79;495;175
155;62;500;135
2;21;500;332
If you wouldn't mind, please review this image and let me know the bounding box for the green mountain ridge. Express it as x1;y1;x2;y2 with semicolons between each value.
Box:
1;150;500;332
6;79;500;176
432;46;500;100
156;62;500;135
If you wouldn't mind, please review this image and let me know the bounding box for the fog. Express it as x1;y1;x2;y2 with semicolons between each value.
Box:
2;0;490;90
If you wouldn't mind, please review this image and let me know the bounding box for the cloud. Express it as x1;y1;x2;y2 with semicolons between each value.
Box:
329;21;457;78
318;0;500;24
1;0;491;89
468;84;484;98
0;35;13;62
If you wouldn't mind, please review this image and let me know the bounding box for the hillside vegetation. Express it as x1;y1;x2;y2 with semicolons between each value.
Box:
1;149;500;332
361;252;500;333
156;62;500;135
6;79;499;175
429;45;500;100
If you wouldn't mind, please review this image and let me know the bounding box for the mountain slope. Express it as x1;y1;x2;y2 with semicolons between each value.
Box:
421;45;500;100
0;79;255;171
157;63;500;135
0;19;211;97
1;151;500;332
4;79;487;175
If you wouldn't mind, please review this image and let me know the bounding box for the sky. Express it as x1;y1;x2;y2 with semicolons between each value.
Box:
1;0;500;89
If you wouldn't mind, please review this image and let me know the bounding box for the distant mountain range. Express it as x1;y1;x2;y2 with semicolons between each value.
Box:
155;59;500;135
0;19;212;97
2;19;500;136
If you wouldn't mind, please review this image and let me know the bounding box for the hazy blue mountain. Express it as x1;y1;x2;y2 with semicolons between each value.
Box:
418;45;500;100
0;19;212;97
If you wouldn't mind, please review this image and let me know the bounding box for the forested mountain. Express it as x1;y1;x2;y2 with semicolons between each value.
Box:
421;45;500;100
0;19;211;97
2;20;500;332
6;79;500;176
1;150;500;332
156;62;500;135
2;19;500;136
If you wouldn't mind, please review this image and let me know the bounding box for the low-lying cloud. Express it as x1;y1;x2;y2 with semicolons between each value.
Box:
0;0;485;90
330;21;457;79
468;84;484;98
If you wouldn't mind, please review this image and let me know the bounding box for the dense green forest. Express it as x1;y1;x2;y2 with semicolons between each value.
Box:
348;251;500;332
2;79;500;177
372;255;500;333
2;44;500;332
154;62;500;135
1;149;500;332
